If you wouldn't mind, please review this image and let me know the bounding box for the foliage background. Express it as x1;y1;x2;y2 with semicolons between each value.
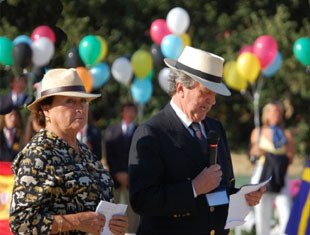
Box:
0;0;309;158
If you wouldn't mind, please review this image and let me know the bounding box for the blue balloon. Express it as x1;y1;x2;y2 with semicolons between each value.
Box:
90;62;110;89
130;79;153;104
160;34;183;59
13;35;32;45
262;52;282;78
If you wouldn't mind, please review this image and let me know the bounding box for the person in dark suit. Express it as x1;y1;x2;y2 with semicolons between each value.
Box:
128;46;266;235
77;111;102;161
0;108;24;162
0;74;30;115
104;102;140;233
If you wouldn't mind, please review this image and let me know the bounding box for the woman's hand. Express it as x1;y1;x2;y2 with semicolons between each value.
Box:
109;214;129;235
76;211;106;235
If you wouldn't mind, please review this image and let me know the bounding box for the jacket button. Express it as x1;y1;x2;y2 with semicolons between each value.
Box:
210;206;215;212
210;229;215;235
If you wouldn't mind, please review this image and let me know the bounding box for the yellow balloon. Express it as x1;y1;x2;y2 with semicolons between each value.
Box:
223;61;248;91
96;36;108;62
76;66;93;92
180;33;191;46
131;49;153;78
236;52;261;83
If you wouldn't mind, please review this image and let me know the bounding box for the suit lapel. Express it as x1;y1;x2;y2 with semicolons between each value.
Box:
162;104;207;167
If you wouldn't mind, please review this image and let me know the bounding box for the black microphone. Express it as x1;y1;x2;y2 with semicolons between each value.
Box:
207;130;219;165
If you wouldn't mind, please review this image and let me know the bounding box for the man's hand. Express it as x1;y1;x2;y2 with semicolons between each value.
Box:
192;164;222;196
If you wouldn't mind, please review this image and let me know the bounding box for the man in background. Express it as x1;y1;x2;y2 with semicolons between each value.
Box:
104;102;140;233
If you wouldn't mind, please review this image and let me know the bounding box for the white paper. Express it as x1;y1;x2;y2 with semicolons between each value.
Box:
224;176;272;229
96;200;128;235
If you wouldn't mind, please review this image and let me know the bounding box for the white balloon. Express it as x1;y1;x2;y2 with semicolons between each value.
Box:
158;67;171;93
166;7;190;35
111;57;133;85
31;37;55;67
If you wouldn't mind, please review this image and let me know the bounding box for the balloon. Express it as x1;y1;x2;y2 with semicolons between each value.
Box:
131;49;153;78
13;35;32;45
166;7;190;35
111;57;133;85
78;35;101;66
31;37;55;67
65;46;85;68
13;42;32;69
31;25;56;43
96;36;108;62
161;34;183;59
293;37;310;66
76;67;93;92
238;44;253;55
150;19;171;45
253;35;278;68
180;33;191;47
236;52;261;83
223;61;247;91
262;52;282;78
150;43;164;67
145;69;154;81
158;67;171;93
51;26;68;49
0;37;13;66
90;62;110;89
130;79;153;105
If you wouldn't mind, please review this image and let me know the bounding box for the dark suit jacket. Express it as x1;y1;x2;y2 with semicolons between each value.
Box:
129;104;237;235
0;129;22;162
0;92;31;115
85;124;102;161
105;122;137;188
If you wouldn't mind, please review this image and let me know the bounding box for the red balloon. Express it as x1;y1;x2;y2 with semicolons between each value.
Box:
238;44;253;55
150;19;171;45
253;35;278;69
31;25;56;43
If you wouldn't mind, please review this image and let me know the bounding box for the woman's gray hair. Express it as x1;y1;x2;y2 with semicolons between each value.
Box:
167;70;196;96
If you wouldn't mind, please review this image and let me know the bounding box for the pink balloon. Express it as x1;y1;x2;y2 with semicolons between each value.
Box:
253;35;278;68
150;19;171;45
238;44;253;55
31;25;56;43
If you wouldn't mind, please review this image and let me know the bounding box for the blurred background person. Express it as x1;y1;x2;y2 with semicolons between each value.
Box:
0;74;31;115
0;108;24;162
104;102;139;233
22;112;43;147
249;101;295;235
77;111;103;161
9;68;128;234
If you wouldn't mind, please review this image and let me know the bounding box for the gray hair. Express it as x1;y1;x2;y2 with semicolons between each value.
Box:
167;70;196;96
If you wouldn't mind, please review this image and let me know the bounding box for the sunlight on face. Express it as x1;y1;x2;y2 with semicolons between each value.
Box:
267;104;283;126
44;96;89;137
181;82;216;122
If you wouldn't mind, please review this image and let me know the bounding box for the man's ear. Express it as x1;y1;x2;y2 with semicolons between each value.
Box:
175;82;184;95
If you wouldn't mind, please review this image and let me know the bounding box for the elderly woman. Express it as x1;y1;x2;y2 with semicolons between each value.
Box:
9;68;128;235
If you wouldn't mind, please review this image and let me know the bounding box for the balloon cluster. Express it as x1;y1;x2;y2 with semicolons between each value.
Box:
0;25;56;70
223;35;281;92
65;34;110;92
149;7;191;94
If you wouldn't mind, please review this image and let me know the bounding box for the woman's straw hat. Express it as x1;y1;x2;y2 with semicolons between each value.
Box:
27;68;101;111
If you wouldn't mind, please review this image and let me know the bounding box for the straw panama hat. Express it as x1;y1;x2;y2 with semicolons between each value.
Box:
164;46;231;96
27;68;101;111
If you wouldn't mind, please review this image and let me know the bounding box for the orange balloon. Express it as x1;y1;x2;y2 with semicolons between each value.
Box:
76;67;93;92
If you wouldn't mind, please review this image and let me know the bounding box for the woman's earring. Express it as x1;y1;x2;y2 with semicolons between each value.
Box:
45;116;51;123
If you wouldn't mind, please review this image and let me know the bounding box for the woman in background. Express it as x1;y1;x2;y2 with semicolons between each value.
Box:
249;101;295;235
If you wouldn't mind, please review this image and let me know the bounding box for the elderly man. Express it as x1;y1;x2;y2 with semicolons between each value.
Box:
128;46;265;235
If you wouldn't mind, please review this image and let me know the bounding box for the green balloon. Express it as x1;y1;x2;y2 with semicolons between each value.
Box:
78;35;102;66
0;37;13;66
293;37;310;66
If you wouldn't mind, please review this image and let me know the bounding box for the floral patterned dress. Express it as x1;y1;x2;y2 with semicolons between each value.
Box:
9;129;114;234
